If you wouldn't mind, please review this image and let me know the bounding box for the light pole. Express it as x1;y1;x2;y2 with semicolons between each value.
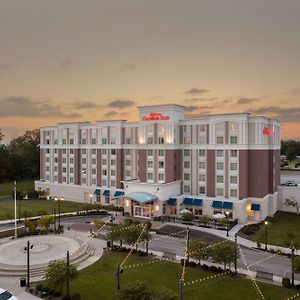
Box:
264;221;268;251
290;244;296;286
53;208;56;233
14;181;17;238
234;234;238;274
55;196;64;233
89;194;93;205
225;211;230;237
186;226;191;263
24;241;33;287
66;251;70;300
116;264;123;291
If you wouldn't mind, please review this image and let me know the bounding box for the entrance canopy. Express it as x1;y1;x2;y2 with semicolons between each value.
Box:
125;192;158;204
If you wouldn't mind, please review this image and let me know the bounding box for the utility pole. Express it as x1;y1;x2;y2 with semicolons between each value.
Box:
146;226;149;255
66;251;70;300
291;246;295;286
25;241;33;287
110;214;114;250
179;278;183;300
116;264;122;291
186;227;191;263
53;208;56;233
234;234;238;274
14;181;17;238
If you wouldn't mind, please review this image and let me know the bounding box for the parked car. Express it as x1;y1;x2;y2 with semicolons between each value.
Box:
0;288;18;300
286;180;297;186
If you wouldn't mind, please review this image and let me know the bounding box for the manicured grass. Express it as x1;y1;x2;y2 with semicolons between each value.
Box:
0;179;34;197
0;199;89;220
70;251;296;300
254;212;300;247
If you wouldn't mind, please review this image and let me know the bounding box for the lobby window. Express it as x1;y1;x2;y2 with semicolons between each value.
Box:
230;150;238;157
216;136;224;144
216;188;224;196
184;150;190;156
230;189;238;197
158;149;165;156
230;136;238;144
199;150;205;157
184;161;190;169
199;186;205;194
230;163;238;171
199;174;205;182
158;173;165;181
195;209;203;216
184;173;190;181
158;161;164;169
230;176;238;184
216;150;224;157
147;173;153;180
216;162;224;170
217;175;224;183
158;137;164;144
199;162;205;169
183;185;190;193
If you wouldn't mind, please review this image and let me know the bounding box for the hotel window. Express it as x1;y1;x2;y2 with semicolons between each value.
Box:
158;161;164;169
199;174;205;182
81;138;86;145
82;158;86;164
184;150;190;156
110;137;116;144
82;149;86;155
217;175;224;183
91;138;96;144
198;136;206;144
158;137;164;144
230;150;238;157
111;149;116;155
69;177;74;183
102;149;107;155
54;158;58;163
216;150;224;157
147;137;153;144
92;178;96;185
63;149;67;154
230;136;238;144
54;149;58;154
125;159;131;166
46;149;50;154
230;163;238;171
92;168;96;175
199;150;205;157
158;173;165;181
70;167;74;174
69;138;74;145
216;188;224;196
183;185;190;193
184;173;190;181
46;166;50;172
111;170;116;176
102;169;107;176
200;124;206;132
125;149;131;155
102;159;107;165
125;170;131;177
92;149;96;155
195;209;203;216
147;149;153;156
63;176;67;182
216;136;224;144
62;167;67;173
46;157;50;163
82;178;86;184
54;175;58;182
230;176;238;184
111;159;116;166
111;180;116;186
230;189;238;197
62;138;67;145
54;166;58;172
158;149;165;156
199;162;205;169
70;158;74;164
102;138;107;144
125;137;131;144
70;149;74;154
62;158;66;163
199;186;205;194
102;179;107;186
216;162;224;170
147;173;153;180
147;161;153;168
184;161;190;169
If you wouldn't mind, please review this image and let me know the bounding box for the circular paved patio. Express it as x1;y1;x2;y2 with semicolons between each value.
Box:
0;235;81;267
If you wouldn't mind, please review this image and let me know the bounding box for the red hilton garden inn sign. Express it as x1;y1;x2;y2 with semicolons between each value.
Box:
142;112;170;121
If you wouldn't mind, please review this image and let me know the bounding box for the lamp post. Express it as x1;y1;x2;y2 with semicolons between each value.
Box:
53;208;56;233
89;194;93;205
14;181;17;238
66;251;70;300
55;196;64;233
24;241;33;287
290;244;296;286
225;211;230;237
264;221;268;251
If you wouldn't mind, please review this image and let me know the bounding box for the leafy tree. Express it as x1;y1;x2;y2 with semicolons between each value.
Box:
0;145;9;182
287;147;297;162
211;242;238;270
294;256;300;273
181;211;193;222
123;225;151;251
0;129;4;142
198;215;211;224
43;260;78;294
188;240;210;265
38;215;53;230
119;281;152;300
152;287;178;300
284;197;299;215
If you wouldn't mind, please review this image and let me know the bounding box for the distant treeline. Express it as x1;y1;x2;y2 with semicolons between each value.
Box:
0;129;40;182
281;140;300;161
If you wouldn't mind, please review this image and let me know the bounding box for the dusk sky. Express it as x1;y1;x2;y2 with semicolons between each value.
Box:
0;0;300;143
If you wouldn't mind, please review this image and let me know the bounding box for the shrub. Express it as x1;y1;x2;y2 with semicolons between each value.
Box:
295;284;300;290
295;162;300;168
188;261;197;267
202;264;209;270
282;277;291;288
209;266;219;273
72;293;82;300
52;290;61;297
36;283;43;291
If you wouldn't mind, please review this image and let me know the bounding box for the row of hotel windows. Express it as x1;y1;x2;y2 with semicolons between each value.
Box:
46;149;133;155
182;185;238;197
183;173;238;184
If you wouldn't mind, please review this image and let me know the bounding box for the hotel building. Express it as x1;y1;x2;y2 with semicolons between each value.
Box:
35;104;281;223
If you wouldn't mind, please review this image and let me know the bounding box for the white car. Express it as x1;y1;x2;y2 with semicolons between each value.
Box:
0;288;18;300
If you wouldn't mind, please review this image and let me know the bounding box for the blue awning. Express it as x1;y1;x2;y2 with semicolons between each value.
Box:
223;202;233;209
125;192;157;204
251;203;260;211
212;201;223;208
114;191;124;197
167;198;177;206
94;189;101;195
103;189;110;196
193;199;203;206
183;198;194;205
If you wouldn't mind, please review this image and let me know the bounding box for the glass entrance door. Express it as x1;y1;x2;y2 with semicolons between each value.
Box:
134;205;151;218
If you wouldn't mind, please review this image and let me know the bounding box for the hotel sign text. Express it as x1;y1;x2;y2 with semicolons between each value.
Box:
143;112;170;121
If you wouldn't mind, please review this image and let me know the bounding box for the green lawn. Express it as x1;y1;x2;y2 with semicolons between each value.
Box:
0;199;89;220
0;180;34;197
254;212;300;247
70;251;296;300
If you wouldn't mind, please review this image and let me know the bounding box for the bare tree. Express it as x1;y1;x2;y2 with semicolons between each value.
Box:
285;196;299;215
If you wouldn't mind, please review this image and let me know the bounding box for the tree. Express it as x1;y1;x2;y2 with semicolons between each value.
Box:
152;287;177;300
287;147;297;162
294;256;300;274
123;226;151;251
0;145;9;182
211;242;238;270
119;281;152;300
38;215;53;231
284;197;299;215
181;211;193;222
43;260;78;294
188;240;210;266
0;129;4;142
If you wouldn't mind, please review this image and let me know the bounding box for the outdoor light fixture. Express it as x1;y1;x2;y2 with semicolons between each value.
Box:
264;221;269;251
125;200;130;207
155;205;159;211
